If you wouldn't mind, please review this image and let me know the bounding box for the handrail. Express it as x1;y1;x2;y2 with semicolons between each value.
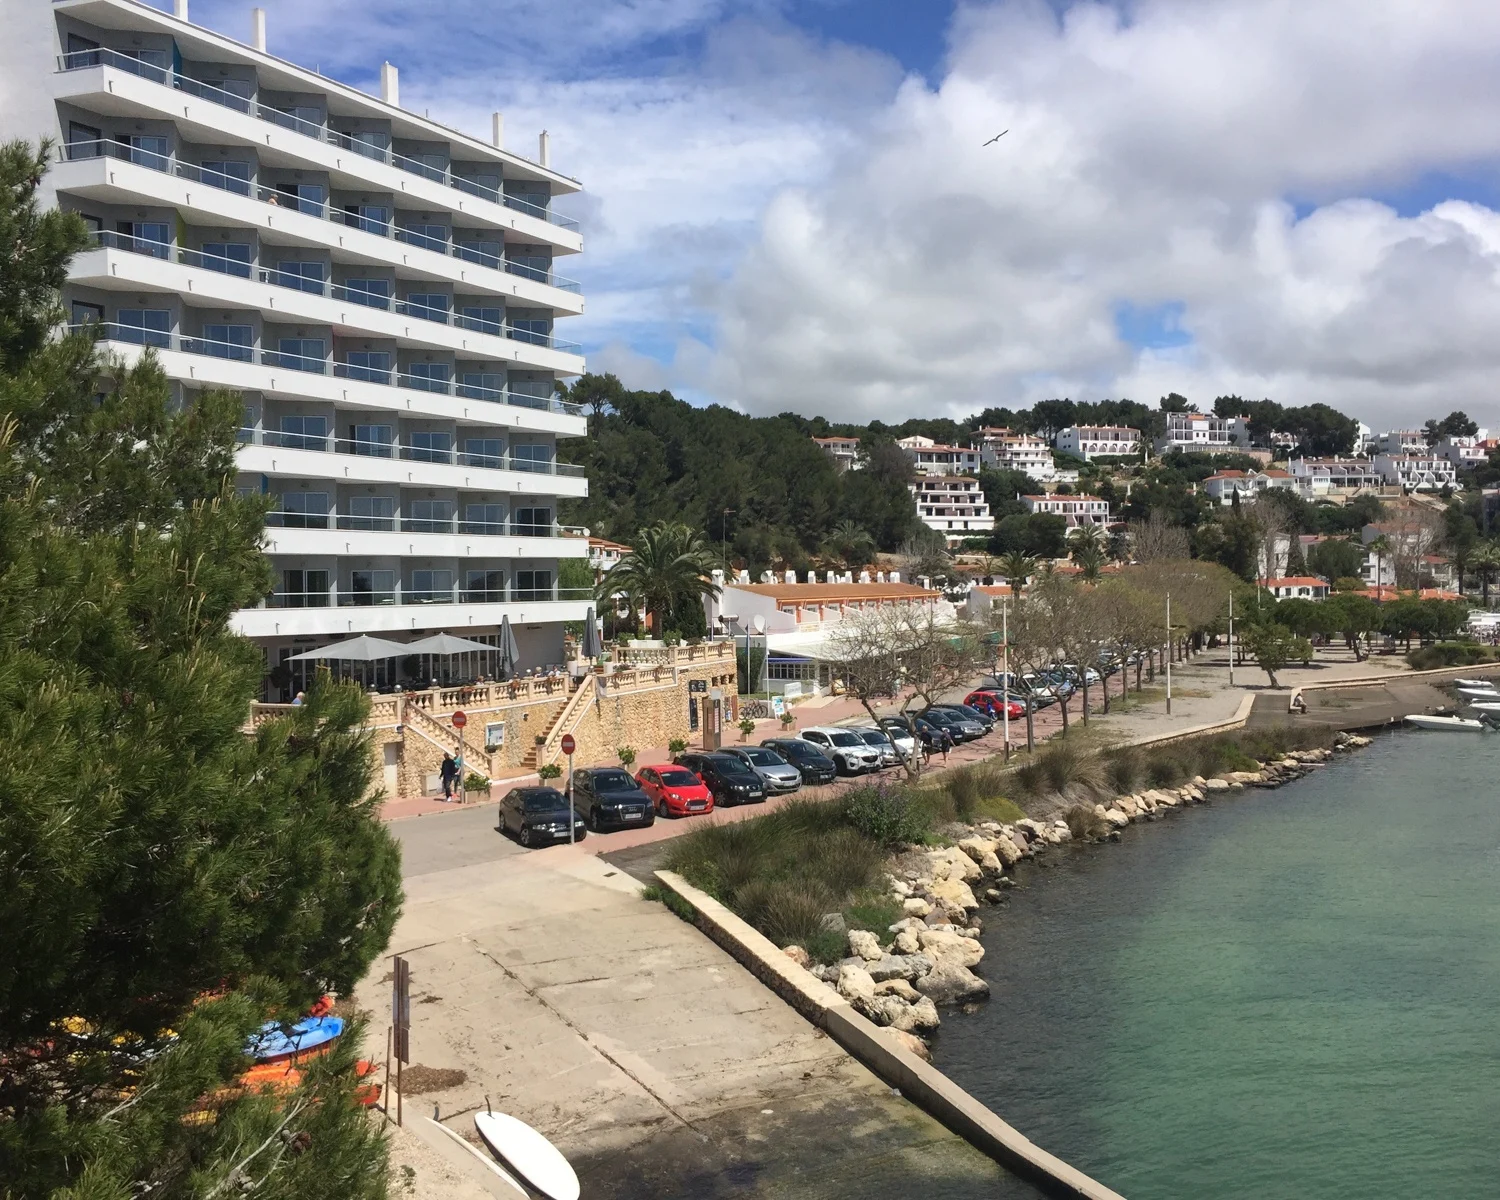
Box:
236;426;584;476
56;50;581;232
85;229;581;352
261;586;595;610
264;509;576;538
58;139;582;293
71;321;585;421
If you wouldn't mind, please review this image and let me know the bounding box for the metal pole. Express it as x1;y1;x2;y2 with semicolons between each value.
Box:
567;751;575;844
1001;598;1011;762
1166;592;1173;716
383;1025;392;1123
1228;591;1235;687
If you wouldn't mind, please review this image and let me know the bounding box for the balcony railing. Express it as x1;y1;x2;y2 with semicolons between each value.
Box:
56;49;581;233
264;509;573;537
260;585;593;610
69;321;585;421
59;139;582;294
236;426;585;477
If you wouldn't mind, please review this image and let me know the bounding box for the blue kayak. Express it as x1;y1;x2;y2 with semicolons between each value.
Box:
247;1015;344;1061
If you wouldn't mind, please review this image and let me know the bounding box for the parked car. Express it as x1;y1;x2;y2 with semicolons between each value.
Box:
964;689;1027;720
634;764;715;817
853;728;903;768
923;708;983;743
677;752;767;807
1059;663;1103;687
865;725;922;765
878;716;953;755
572;767;655;831
725;745;802;794
798;727;883;775
497;787;587;848
760;738;839;785
933;702;995;733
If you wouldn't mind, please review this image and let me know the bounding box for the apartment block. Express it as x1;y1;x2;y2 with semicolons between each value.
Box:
897;435;981;475
1020;493;1110;529
975;426;1056;481
1054;424;1141;461
4;0;591;697
910;476;995;545
1155;411;1250;454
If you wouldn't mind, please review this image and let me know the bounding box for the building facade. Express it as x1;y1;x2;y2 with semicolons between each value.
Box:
1370;429;1425;456
1155;411;1250;454
1054;424;1141;461
812;435;861;473
975;427;1056;481
1020;493;1110;528
1201;468;1296;505
910;475;995;544
5;0;592;697
1287;457;1383;497
1371;454;1458;492
896;435;981;475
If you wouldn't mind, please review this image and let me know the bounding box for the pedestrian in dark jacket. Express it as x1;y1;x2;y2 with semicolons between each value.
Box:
440;753;459;801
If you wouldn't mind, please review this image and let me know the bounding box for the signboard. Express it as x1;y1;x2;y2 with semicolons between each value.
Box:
771;696;786;718
452;710;467;730
560;733;576;756
392;955;410;1062
688;679;708;694
485;722;505;750
783;682;803;699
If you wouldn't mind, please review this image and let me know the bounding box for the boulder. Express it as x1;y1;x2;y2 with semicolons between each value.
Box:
820;912;846;933
1102;807;1130;828
1204;778;1231;791
852;993;907;1026
929;876;980;913
1117;795;1140;817
928;845;982;883
847;929;884;962
1017;818;1049;838
836;963;876;1004
887;916;925;935
993;835;1025;866
887;1028;932;1061
917;928;984;969
867;953;934;983
1052;821;1073;841
892;929;921;955
888;877;912;898
958;837;1003;873
892;995;942;1033
915;962;990;1005
782;945;810;968
902;897;932;918
875;978;922;1002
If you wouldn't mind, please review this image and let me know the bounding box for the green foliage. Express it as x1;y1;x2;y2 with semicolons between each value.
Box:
1243;623;1313;686
464;772;491;792
844;894;903;935
616;745;638;768
1307;537;1366;581
942;763;1009;821
1063;803;1109;840
600;521;720;636
668;736;689;756
1014;739;1105;799
840;785;933;848
0;143;399;1198
991;512;1068;558
641;883;698;923
1407;642;1500;669
538;763;563;781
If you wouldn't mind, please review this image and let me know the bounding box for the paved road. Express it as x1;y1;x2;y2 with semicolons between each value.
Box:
391;801;524;877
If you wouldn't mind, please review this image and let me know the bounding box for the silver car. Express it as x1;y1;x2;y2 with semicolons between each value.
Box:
726;745;802;793
854;728;900;768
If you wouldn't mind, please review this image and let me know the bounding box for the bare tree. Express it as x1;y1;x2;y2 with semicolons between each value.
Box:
1381;508;1443;589
898;527;955;586
828;605;983;778
1086;578;1159;708
1002;574;1101;740
1128;510;1191;563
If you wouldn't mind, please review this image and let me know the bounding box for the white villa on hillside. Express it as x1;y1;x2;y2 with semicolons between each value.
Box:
1155;411;1251;454
1288;457;1383;497
910;475;995;544
1021;493;1110;528
812;435;862;473
975;427;1056;481
897;435;981;475
1055;425;1141;461
1372;453;1457;492
1202;468;1296;505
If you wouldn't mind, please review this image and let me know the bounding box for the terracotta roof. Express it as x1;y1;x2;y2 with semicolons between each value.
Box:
727;582;940;603
974;584;1014;596
588;536;632;553
1266;577;1327;588
1262;468;1292;478
907;443;977;454
1205;471;1248;481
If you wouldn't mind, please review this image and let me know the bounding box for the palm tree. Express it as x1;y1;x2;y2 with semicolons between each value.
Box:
998;551;1037;589
1073;543;1105;582
600;522;722;636
822;519;876;568
1471;541;1500;606
1367;534;1392;601
1069;523;1106;554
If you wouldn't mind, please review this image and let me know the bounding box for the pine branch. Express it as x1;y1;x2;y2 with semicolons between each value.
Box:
202;1100;306;1198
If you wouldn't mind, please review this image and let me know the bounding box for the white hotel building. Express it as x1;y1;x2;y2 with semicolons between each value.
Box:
3;0;591;697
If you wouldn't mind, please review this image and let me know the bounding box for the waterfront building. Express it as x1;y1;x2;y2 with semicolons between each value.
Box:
1054;424;1141;461
812;435;861;473
910;475;995;545
975;427;1057;481
1020;493;1110;529
1154;411;1251;454
5;0;591;697
897;435;982;475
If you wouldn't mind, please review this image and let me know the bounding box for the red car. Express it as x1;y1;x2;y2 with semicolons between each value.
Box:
635;764;715;818
965;689;1027;719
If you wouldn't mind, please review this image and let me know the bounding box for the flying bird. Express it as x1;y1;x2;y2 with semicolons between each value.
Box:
982;130;1009;146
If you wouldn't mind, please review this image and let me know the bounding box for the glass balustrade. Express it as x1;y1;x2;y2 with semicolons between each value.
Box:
57;50;581;233
230;424;583;477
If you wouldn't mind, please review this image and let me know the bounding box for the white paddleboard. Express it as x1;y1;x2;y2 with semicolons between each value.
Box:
424;1118;527;1197
474;1111;580;1200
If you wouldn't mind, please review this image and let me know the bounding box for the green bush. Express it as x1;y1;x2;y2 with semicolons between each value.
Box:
463;772;490;792
844;894;903;936
1145;751;1188;789
1407;641;1498;670
1015;739;1105;799
841;785;931;848
1104;745;1145;794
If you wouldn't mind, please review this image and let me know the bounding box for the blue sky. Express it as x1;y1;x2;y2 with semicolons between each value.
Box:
176;0;1500;428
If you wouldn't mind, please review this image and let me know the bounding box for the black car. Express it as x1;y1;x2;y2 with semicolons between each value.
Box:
497;786;587;848
923;708;981;743
572;767;655;831
678;752;767;807
878;716;953;755
759;737;838;785
931;703;996;733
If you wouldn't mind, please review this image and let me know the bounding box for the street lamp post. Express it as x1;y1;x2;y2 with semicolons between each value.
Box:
1228;590;1235;688
1001;597;1011;762
1165;591;1173;716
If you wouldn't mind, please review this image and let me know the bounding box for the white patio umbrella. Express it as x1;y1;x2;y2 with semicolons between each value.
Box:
402;633;497;655
286;635;410;662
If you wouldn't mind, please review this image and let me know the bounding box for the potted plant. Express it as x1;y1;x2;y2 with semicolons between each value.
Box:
463;771;491;803
667;736;688;761
538;762;563;783
616;745;637;770
737;716;756;742
779;710;796;731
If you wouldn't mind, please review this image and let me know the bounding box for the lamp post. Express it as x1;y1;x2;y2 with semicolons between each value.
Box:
1001;597;1011;762
1227;590;1235;687
1165;592;1173;716
721;508;735;576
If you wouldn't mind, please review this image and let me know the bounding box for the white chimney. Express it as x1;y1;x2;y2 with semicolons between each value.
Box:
859;570;871;584
380;62;399;107
759;570;775;584
784;569;796;585
251;7;266;51
175;0;189;20
539;130;550;167
889;571;901;583
737;569;750;585
492;112;505;149
710;568;725;588
875;571;886;583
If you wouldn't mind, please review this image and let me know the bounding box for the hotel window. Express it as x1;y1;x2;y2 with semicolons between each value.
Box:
404;499;454;533
465;569;505;602
116;309;172;347
513;570;552;601
347;569;395;606
342;495;394;531
279;415;328;451
408;569;453;603
201;241;252;277
275;491;329;529
408;431;452;463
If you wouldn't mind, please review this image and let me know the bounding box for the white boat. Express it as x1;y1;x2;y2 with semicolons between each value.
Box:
1454;686;1499;700
1452;678;1498;689
475;1111;580;1200
1406;714;1487;732
1468;701;1500;714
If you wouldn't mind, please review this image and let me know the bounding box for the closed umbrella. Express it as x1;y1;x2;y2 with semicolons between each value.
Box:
286;634;409;662
497;615;521;679
581;606;603;660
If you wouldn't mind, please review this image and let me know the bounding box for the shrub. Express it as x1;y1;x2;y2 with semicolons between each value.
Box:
841;785;931;848
944;763;1006;820
1021;739;1105;799
844;894;903;935
616;745;637;769
463;772;490;792
1145;751;1188;788
759;880;837;950
641;883;697;922
667;736;688;758
1408;641;1497;670
780;711;796;729
537;762;562;781
1063;803;1109;840
809;827;887;897
738;716;756;739
1104;745;1145;794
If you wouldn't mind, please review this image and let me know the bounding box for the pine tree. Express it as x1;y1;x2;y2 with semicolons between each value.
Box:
0;140;402;1198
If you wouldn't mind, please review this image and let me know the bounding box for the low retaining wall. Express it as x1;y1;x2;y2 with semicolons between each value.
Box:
1128;692;1257;750
654;869;1126;1200
1288;661;1500;715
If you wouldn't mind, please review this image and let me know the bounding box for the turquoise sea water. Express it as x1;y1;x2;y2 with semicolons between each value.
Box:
932;731;1500;1199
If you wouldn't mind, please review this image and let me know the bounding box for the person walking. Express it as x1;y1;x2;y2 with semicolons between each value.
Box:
440;752;459;801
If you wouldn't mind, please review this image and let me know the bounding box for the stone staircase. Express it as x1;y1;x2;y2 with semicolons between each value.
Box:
523;675;594;771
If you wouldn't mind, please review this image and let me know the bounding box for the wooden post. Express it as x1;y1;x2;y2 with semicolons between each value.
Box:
383;1025;392;1123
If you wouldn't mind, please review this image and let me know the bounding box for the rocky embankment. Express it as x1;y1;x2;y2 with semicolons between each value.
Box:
780;734;1372;1058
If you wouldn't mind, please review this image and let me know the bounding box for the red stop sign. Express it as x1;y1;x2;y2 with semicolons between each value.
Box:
560;733;576;756
452;710;467;729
